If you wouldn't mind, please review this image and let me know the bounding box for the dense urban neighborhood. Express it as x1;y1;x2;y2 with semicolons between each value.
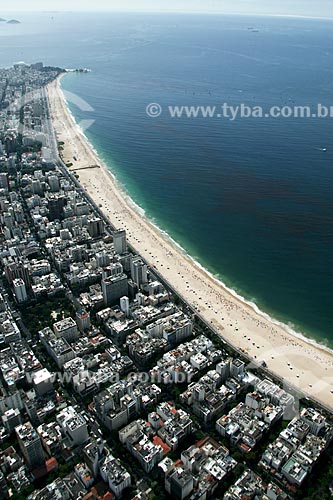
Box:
0;62;332;500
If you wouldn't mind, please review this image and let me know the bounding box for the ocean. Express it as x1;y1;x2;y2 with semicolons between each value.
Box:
1;11;332;344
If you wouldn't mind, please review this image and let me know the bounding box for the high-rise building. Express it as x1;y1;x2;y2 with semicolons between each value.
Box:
15;422;45;469
230;358;245;378
76;310;91;332
32;179;43;195
216;359;231;383
99;453;132;497
83;439;105;478
0;173;9;191
102;262;123;280
13;278;28;303
31;368;54;396
102;273;128;306
4;138;17;156
0;471;8;500
2;211;14;229
120;296;130;316
127;280;138;299
0;294;6;313
4;260;31;287
9;191;18;203
0;390;23;414
56;406;89;446
53;317;79;342
47;194;67;221
2;408;22;433
168;468;194;500
113;229;127;255
96;251;110;268
48;174;60;192
131;256;148;287
87;217;104;238
74;201;90;216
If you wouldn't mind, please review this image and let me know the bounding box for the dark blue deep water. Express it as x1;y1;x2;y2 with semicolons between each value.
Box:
1;12;333;343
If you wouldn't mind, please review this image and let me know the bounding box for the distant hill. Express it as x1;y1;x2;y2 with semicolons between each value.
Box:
7;19;20;24
0;18;7;22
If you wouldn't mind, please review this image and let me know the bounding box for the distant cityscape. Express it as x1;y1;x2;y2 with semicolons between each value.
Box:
0;62;332;500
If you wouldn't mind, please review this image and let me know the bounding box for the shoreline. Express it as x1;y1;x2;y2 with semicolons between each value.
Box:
59;74;333;357
47;72;333;409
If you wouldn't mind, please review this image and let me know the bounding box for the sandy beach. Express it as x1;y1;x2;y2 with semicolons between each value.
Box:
47;74;333;409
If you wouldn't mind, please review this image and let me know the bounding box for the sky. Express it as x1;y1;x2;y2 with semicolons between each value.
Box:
1;0;333;18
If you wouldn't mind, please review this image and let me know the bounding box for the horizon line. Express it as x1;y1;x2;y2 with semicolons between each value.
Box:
1;10;333;21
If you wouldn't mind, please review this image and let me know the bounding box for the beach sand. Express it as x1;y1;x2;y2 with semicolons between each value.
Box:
47;74;333;409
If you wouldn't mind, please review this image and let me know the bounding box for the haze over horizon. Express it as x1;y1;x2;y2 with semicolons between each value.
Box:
2;0;333;18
